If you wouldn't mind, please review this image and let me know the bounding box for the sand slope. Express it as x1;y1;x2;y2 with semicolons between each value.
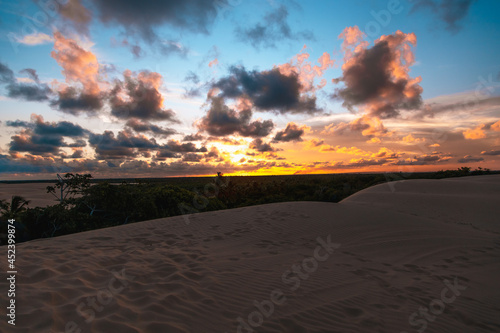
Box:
1;175;499;332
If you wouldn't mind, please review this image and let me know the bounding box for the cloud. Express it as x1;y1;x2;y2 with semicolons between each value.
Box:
125;119;177;136
319;145;368;156
457;155;484;163
235;5;314;49
333;28;423;119
481;150;500;156
14;32;54;45
410;0;475;33
323;115;393;138
0;62;52;102
164;140;207;153
413;95;500;119
183;133;205;141
391;152;452;165
110;70;178;122
51;32;100;93
213;66;318;114
208;58;218;67
249;138;277;152
92;0;222;35
50;32;104;113
0;63;14;84
197;96;275;137
152;140;207;161
463;123;487;140
273;122;308;142
183;71;205;98
6;81;52;102
461;120;500;140
52;87;103;114
492;120;500;132
402;133;426;143
66;0;224;56
276;46;335;93
7;114;88;156
57;0;92;35
89;130;161;160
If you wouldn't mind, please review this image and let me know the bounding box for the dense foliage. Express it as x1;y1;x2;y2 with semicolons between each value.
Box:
0;167;495;245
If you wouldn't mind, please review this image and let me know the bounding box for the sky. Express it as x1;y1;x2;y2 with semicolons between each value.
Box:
0;0;499;179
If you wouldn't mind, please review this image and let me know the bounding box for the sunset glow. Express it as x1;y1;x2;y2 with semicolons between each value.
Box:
0;0;499;179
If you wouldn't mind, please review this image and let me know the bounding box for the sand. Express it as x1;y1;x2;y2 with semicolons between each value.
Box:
0;175;499;332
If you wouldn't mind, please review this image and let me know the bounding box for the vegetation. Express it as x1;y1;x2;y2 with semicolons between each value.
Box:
0;167;495;245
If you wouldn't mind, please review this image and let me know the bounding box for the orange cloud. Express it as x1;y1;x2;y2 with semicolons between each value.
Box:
338;26;369;65
208;58;218;67
316;144;368;156
491;120;500;132
463;124;487;140
350;115;393;137
51;31;100;94
402;133;426;143
368;137;381;144
276;45;334;92
370;147;402;159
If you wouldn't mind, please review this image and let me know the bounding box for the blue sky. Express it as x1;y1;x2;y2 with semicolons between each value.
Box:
0;0;499;178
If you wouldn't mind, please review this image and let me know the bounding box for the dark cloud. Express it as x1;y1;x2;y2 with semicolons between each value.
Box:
197;96;275;137
410;0;475;33
249;138;277;152
6;120;31;128
154;150;180;160
183;71;204;98
109;71;178;122
10;133;64;155
66;139;87;148
7;83;52;102
164;140;207;153
51;87;103;114
7;116;88;156
0;154;46;173
184;71;200;84
92;0;223;36
19;68;39;82
69;149;84;158
481;150;500;156
0;62;14;83
125;119;177;136
458;155;484;163
57;0;92;35
214;66;318;114
182;153;203;162
333;32;422;119
89;130;160;160
183;133;205;141
235;5;314;49
32;120;87;137
66;0;225;57
0;63;51;102
273;122;305;142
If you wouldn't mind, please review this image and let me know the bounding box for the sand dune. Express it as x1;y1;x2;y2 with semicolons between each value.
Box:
1;175;499;332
